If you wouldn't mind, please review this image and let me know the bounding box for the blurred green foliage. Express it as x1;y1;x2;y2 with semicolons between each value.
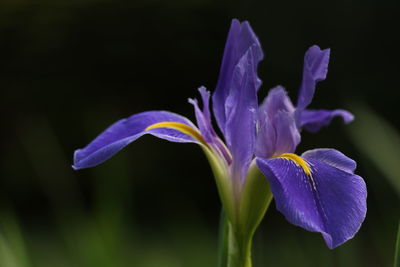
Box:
0;0;399;266
395;222;400;267
348;104;400;197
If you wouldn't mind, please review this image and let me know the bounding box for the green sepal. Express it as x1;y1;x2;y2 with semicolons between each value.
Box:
223;164;272;267
219;163;273;267
238;163;273;243
203;146;273;267
201;146;236;223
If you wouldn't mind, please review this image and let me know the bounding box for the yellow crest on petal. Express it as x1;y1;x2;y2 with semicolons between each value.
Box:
145;122;207;146
274;153;312;176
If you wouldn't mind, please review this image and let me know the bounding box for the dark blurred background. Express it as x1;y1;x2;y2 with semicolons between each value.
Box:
0;0;399;266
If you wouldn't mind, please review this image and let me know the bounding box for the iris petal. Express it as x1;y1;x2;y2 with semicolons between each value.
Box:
297;45;330;110
188;86;218;143
256;149;366;248
258;86;295;118
300;109;354;132
224;47;259;180
273;112;300;156
255;115;276;159
256;86;299;158
73;111;200;170
302;148;356;178
213;19;263;135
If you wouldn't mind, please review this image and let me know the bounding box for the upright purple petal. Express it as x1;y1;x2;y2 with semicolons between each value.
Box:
212;19;263;135
297;46;330;110
73;111;199;170
256;86;299;158
273;112;301;155
300;109;354;132
256;149;367;248
224;48;259;180
256;111;300;158
255;115;276;159
188;86;218;143
259;86;295;118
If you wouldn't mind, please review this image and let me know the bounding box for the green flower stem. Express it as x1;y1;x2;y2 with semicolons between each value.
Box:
219;211;252;267
226;220;252;267
203;146;273;267
218;166;273;267
218;211;229;267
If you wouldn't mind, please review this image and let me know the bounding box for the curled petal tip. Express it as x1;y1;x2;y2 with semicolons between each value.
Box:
297;45;331;110
300;109;355;132
305;45;331;82
342;111;355;123
197;85;209;95
187;97;197;105
71;164;80;171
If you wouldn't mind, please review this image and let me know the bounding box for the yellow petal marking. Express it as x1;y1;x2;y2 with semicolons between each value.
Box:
274;153;312;176
145;122;208;146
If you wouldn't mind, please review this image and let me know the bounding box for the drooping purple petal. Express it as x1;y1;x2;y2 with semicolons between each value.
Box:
300;109;354;132
73;111;199;170
224;47;259;180
188;86;218;143
256;149;367;249
212;19;263;135
297;45;330;110
256;86;299;158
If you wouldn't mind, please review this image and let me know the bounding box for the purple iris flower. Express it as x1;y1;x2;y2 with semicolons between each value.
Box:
73;19;366;249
